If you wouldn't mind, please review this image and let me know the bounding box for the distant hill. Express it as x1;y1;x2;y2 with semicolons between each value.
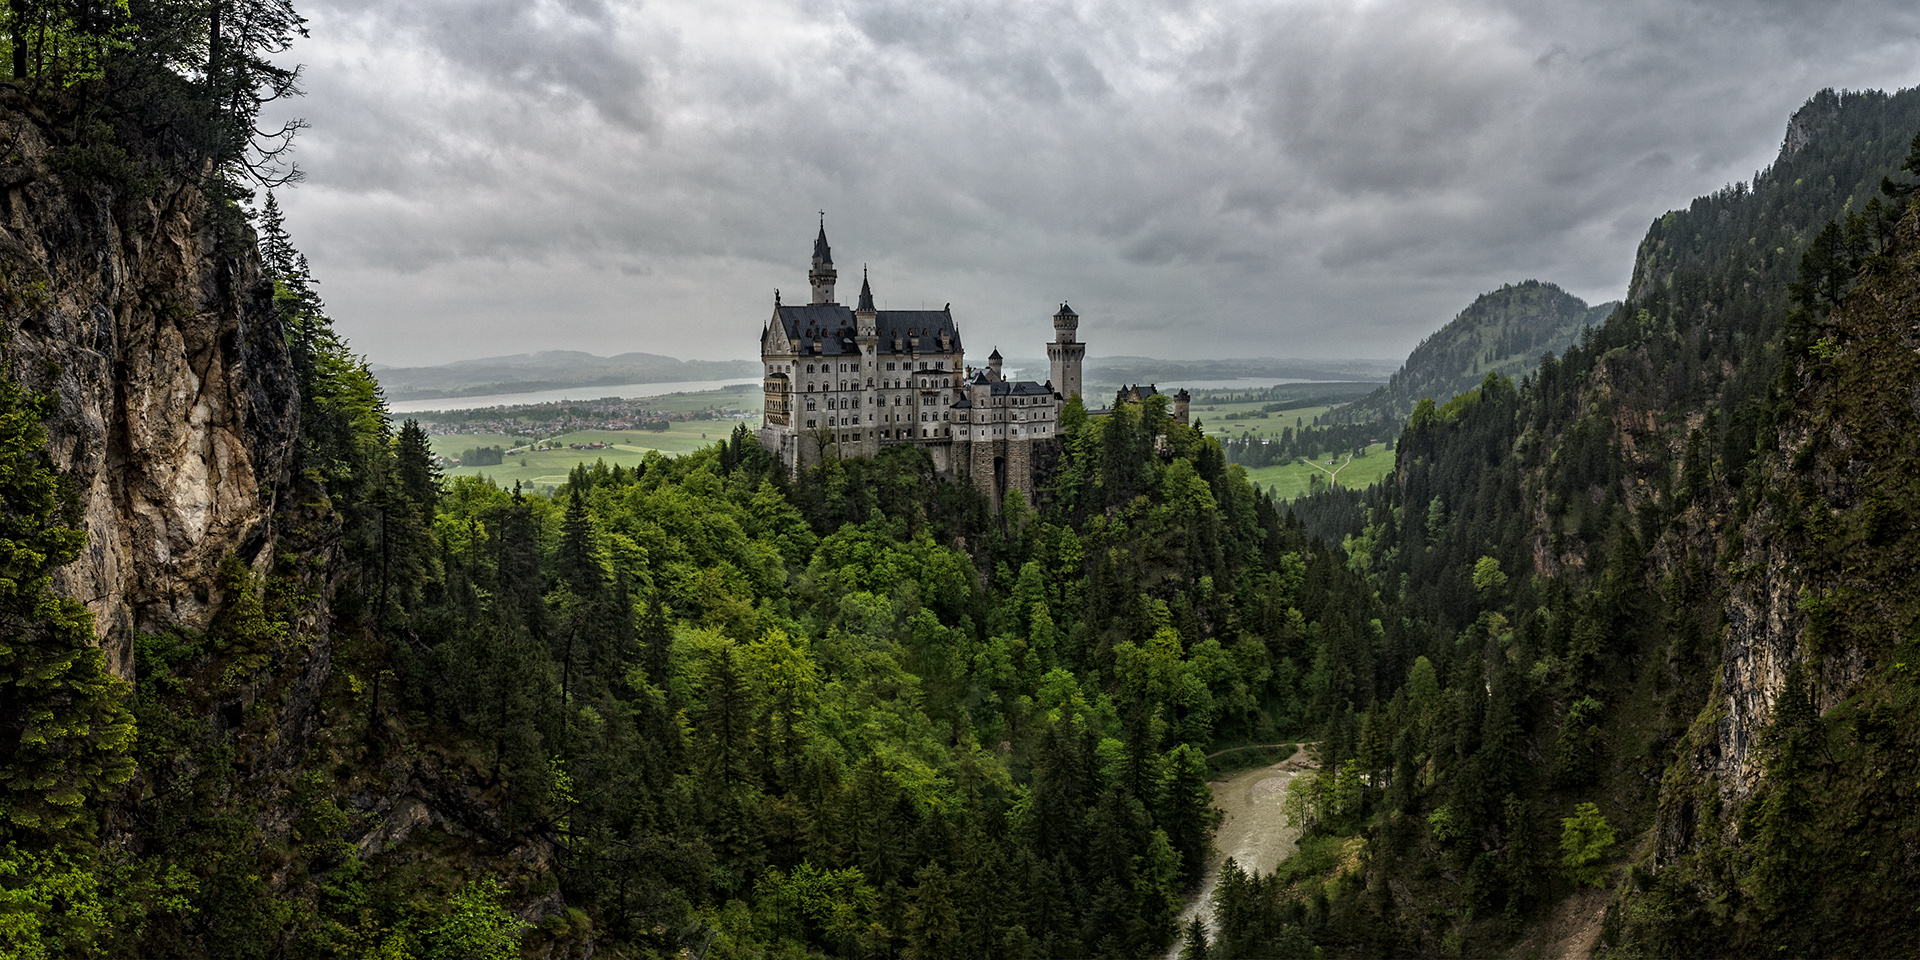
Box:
999;356;1397;393
371;350;762;400
1081;355;1397;385
1330;280;1615;424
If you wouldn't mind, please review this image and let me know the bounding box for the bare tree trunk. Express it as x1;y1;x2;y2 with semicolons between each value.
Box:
9;0;26;81
207;0;222;82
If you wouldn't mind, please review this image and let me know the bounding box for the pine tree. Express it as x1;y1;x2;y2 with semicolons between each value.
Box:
0;359;134;841
557;485;601;594
1161;743;1222;885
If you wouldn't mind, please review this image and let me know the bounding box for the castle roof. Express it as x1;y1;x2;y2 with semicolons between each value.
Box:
1055;301;1077;317
813;222;832;265
960;371;1054;397
771;304;963;356
857;268;875;311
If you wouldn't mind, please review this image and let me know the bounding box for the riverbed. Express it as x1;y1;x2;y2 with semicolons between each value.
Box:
1166;747;1317;957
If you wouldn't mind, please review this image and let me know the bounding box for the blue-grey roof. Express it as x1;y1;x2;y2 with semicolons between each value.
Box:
772;305;963;356
981;380;1053;397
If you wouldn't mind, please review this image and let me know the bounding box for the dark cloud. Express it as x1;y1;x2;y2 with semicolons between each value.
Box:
265;0;1920;367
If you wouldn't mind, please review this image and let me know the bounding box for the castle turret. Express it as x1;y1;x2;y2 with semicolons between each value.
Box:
855;266;877;336
1174;388;1191;426
1047;301;1086;401
988;347;1003;381
809;218;837;304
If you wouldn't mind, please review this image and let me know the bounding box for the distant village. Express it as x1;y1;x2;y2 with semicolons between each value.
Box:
408;395;756;466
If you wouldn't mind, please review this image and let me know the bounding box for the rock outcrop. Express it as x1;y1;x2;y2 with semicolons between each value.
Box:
0;96;300;677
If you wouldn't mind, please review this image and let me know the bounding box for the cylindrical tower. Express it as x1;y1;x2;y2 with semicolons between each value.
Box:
1047;301;1086;401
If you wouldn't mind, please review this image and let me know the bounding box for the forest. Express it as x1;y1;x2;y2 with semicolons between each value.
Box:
4;3;1920;958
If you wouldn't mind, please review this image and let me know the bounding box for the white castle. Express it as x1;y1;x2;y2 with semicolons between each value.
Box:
757;221;1085;502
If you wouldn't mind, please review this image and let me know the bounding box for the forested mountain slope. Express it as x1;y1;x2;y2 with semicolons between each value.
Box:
1330;280;1614;428
1258;86;1920;958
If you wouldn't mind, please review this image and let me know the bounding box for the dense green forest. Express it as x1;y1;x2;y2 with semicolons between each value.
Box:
12;315;1392;955
6;2;1920;957
0;12;1391;941
1263;85;1920;957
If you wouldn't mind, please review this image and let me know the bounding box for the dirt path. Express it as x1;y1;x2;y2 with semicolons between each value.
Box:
1164;746;1318;959
1508;887;1608;960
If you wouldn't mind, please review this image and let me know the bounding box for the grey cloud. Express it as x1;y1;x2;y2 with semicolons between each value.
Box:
270;0;1920;367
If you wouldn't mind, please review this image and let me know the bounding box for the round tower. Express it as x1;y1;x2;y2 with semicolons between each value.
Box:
1052;301;1079;343
1047;301;1086;402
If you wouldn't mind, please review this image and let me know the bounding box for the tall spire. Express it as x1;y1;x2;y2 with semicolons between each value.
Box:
809;214;837;304
857;265;875;312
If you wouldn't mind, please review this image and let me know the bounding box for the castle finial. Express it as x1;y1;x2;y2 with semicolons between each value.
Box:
774;288;781;306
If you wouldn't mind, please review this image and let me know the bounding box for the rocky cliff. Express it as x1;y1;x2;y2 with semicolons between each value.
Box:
1704;198;1920;797
0;93;300;678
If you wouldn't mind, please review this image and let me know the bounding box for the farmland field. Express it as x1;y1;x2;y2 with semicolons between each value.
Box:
420;386;763;492
1238;442;1396;501
1192;401;1335;441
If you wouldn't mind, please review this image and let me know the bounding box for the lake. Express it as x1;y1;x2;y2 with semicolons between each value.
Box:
387;377;762;413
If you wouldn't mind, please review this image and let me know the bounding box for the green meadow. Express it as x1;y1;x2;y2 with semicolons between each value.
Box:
1192;401;1336;441
423;387;762;492
1238;442;1397;501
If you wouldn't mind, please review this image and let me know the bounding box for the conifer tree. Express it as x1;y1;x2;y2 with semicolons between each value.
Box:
0;360;134;841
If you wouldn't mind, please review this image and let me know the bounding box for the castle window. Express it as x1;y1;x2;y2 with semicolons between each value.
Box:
943;378;950;386
807;419;816;427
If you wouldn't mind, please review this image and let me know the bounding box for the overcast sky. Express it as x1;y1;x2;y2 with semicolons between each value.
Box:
265;0;1920;368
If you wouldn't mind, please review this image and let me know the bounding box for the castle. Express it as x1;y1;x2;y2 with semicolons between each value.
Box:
758;222;1083;502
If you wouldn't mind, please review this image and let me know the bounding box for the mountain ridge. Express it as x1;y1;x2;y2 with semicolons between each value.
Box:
1331;279;1615;426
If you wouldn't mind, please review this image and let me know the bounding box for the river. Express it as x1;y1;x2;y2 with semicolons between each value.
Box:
1166;746;1317;958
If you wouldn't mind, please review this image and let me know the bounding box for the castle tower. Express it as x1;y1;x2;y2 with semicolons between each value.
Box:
1047;301;1086;401
1173;388;1191;426
855;266;877;337
988;347;1003;381
809;218;837;304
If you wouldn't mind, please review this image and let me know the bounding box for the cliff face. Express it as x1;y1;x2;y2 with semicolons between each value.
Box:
0;99;300;677
1712;202;1920;795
